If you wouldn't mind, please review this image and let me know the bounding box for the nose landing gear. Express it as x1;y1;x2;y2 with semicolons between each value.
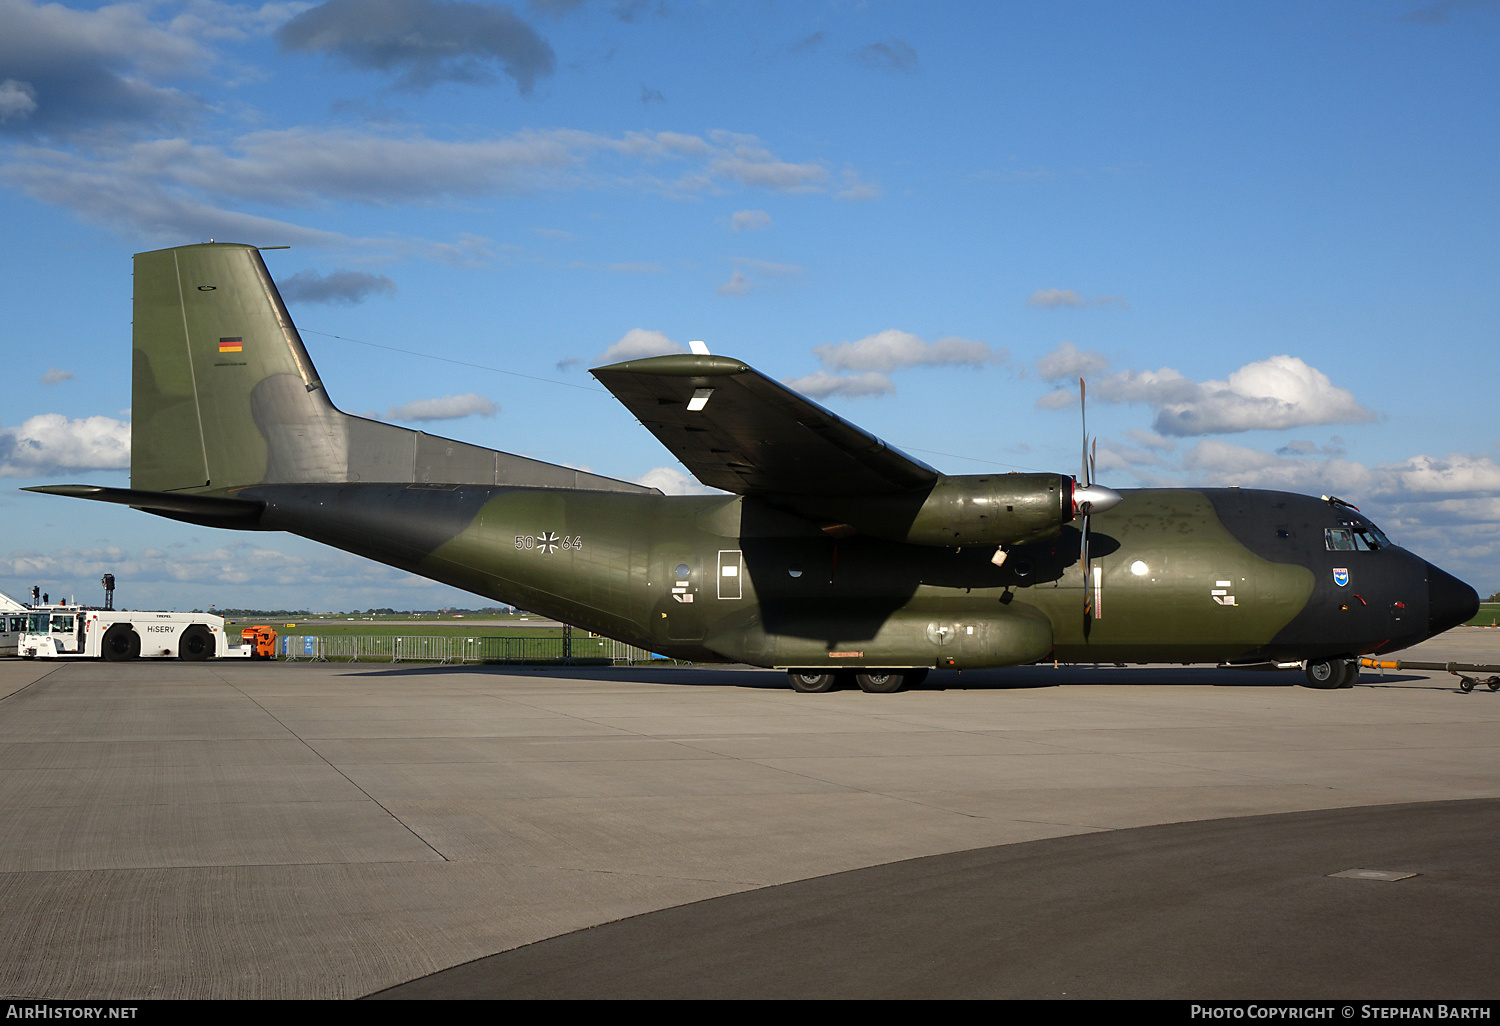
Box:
1303;657;1359;689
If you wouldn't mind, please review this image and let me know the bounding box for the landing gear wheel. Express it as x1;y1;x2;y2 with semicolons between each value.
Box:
1303;658;1345;689
179;625;214;661
787;670;839;694
855;670;909;694
101;624;140;662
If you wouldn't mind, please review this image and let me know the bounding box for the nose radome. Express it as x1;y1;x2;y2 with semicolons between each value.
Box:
1427;562;1479;636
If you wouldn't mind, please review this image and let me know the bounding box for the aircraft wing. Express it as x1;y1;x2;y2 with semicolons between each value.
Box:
592;354;939;496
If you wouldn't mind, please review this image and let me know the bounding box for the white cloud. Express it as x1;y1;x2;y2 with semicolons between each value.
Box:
0;539;449;601
277;268;396;304
717;270;752;295
1036;341;1111;383
0;79;37;122
2;126;845;246
1178;442;1500;503
814;329;1002;373
597;328;684;363
1028;288;1128;309
1125;427;1176;452
730;209;770;231
387;393;496;421
835;168;881;201
0;414;129;477
853;39;918;73
1037;348;1375;437
634;466;725;495
782;370;895;400
275;0;555;94
38;367;74;385
1029;288;1085;309
0;0;212;137
716;258;802;296
1370;453;1500;499
736;258;802;277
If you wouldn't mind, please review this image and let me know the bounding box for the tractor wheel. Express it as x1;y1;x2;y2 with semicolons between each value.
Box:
101;624;140;662
179;625;214;661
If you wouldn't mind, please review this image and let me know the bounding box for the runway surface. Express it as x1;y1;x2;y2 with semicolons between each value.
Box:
373;799;1500;1000
0;629;1497;999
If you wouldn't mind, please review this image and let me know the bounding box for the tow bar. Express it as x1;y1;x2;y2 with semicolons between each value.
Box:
1361;657;1500;693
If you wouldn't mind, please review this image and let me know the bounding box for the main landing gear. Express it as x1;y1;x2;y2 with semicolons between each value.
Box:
786;668;930;694
1303;657;1359;689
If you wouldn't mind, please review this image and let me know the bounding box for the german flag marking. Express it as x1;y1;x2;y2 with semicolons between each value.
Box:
218;337;243;353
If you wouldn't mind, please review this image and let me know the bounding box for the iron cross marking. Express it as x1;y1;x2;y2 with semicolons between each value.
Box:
538;531;560;554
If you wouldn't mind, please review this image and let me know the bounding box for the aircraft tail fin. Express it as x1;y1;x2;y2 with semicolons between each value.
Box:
132;243;345;492
130;243;649;495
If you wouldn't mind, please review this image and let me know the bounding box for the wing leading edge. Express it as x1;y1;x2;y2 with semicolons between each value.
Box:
591;354;939;497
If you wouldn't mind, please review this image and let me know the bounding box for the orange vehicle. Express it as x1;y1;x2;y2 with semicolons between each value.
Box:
240;625;279;659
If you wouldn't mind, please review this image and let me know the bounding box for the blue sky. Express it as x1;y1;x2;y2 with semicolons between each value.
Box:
2;0;1498;611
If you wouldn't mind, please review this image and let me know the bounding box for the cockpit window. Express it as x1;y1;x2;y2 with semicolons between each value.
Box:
1326;522;1392;552
1325;528;1356;551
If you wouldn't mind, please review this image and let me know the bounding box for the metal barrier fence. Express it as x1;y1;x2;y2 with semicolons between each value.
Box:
276;634;665;665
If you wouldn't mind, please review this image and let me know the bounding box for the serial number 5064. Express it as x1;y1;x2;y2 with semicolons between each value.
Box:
515;533;582;553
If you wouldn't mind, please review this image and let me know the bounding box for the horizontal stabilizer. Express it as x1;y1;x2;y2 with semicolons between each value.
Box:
24;484;265;530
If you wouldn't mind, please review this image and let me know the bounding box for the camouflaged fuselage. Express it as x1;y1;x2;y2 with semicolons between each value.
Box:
232;480;1453;668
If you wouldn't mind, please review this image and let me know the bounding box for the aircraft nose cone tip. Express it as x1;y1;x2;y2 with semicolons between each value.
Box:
1075;484;1123;514
1427;562;1479;636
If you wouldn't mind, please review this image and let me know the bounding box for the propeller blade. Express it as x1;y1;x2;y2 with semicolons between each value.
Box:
1080;509;1093;617
1079;378;1090;488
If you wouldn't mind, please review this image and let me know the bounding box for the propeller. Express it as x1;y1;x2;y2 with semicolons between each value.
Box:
1074;378;1123;622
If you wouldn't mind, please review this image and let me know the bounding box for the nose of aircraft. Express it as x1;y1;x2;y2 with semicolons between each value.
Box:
1427;562;1479;636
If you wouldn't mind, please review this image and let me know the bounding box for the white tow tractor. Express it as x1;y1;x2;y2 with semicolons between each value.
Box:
0;590;31;657
19;609;249;661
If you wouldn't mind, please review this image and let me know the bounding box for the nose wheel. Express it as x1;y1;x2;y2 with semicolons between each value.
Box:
1304;657;1359;689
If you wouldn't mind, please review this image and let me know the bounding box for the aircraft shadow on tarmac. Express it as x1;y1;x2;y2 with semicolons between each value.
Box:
335;663;1465;691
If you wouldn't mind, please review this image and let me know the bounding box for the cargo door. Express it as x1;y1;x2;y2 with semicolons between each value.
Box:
718;550;744;600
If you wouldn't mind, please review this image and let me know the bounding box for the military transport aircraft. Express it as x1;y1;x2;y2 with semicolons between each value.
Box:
28;243;1480;692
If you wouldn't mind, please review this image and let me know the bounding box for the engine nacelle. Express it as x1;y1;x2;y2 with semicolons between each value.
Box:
902;473;1074;546
783;473;1077;547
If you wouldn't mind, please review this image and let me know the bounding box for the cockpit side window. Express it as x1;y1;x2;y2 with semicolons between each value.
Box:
1325;527;1356;551
1328;520;1392;552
